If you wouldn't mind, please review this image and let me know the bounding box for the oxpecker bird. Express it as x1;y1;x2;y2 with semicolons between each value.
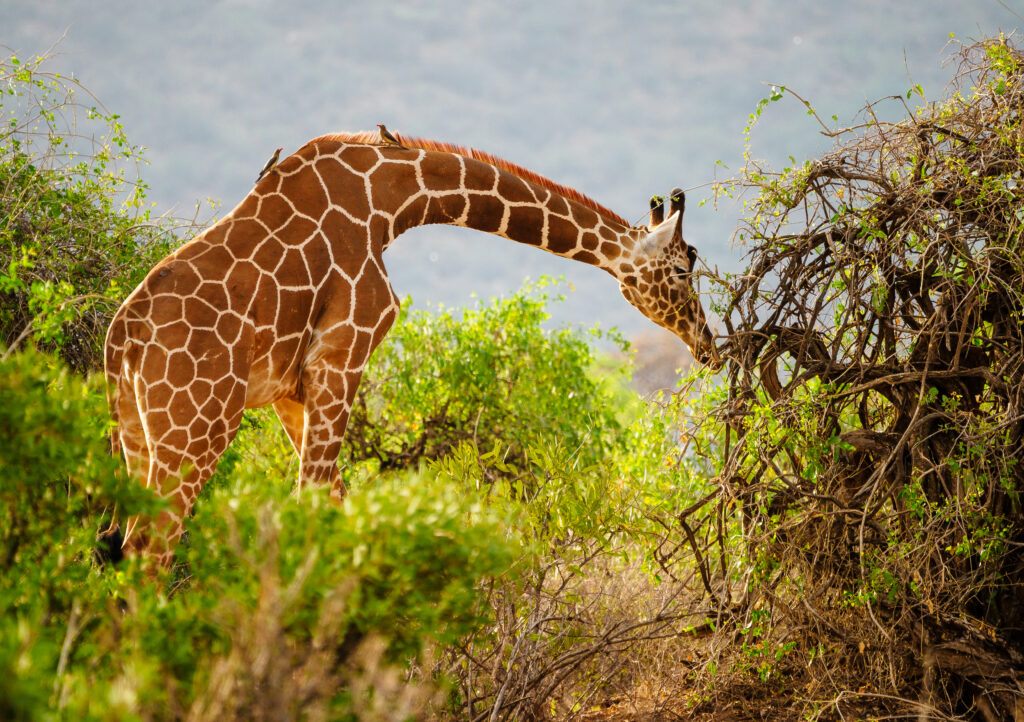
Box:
255;147;283;183
376;123;406;149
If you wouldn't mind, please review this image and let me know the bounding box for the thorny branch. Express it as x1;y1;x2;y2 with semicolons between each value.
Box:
698;37;1024;719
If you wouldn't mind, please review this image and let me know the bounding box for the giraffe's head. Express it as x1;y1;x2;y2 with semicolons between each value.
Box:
619;190;722;368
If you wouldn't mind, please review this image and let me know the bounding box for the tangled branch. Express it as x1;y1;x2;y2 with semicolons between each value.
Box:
706;37;1024;718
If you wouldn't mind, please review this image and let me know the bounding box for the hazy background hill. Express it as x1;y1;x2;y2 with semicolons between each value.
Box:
4;0;1021;368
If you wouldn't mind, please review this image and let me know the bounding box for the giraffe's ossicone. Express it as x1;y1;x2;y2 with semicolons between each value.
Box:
104;132;721;567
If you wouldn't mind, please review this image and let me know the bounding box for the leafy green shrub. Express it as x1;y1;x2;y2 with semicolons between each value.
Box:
0;347;522;719
184;465;521;664
0;349;161;721
343;279;630;480
217;279;644;554
1;53;187;373
0;349;159;604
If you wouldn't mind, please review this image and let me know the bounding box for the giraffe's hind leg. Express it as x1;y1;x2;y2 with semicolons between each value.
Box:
117;372;151;488
122;338;251;568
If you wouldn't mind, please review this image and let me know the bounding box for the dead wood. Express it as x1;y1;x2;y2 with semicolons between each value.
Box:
706;37;1024;719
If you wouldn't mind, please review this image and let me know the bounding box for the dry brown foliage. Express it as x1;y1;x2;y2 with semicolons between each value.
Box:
441;552;713;721
677;36;1024;719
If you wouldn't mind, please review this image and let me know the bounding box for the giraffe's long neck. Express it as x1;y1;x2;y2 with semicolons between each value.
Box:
424;152;635;273
345;144;642;279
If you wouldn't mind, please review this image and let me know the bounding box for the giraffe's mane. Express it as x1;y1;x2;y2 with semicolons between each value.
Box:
313;131;630;227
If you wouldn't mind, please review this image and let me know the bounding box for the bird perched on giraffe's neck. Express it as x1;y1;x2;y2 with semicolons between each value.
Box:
376;124;406;149
255;147;283;183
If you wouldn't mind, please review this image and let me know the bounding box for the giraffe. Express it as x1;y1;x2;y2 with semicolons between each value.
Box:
104;131;721;567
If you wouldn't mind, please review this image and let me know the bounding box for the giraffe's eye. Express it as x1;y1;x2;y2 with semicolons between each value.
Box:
672;266;688;278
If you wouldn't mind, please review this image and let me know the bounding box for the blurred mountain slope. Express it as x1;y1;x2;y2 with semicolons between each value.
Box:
4;1;1019;352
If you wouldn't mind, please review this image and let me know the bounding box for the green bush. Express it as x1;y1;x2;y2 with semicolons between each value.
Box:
343;279;630;479
0;349;159;606
0;349;161;721
216;279;644;553
184;465;521;664
1;53;185;373
0;347;523;719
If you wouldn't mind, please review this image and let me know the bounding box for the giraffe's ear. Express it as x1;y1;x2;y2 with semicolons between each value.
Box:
637;210;679;257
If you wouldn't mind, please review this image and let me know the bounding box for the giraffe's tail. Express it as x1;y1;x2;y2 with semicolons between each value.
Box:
100;315;141;545
103;317;125;460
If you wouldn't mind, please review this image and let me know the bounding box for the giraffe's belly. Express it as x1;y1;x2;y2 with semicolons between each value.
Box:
243;331;309;409
244;373;291;409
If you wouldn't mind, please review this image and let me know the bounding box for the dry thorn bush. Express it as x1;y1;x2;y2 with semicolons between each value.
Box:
684;35;1024;719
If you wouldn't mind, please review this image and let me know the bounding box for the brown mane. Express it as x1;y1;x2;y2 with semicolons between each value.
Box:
312;131;630;227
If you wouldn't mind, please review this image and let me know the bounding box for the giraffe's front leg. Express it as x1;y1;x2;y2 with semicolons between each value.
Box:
274;395;344;497
296;362;366;499
296;267;399;497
